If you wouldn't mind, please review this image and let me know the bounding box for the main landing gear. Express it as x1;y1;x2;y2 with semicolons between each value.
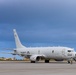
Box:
45;60;49;63
31;61;35;63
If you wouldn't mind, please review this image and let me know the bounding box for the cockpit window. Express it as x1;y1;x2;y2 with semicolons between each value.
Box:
52;50;54;53
68;50;71;52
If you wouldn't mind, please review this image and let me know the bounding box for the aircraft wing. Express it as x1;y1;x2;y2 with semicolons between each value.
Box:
1;52;17;55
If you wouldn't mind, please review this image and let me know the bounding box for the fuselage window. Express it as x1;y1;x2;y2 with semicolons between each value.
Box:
52;50;54;53
27;51;30;54
38;50;40;54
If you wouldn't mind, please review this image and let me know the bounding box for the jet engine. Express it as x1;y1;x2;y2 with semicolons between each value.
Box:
30;55;41;62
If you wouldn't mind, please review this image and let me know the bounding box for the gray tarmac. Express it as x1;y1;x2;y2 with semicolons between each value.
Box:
0;61;76;75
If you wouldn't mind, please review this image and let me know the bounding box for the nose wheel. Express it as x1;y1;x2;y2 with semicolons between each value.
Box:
67;58;73;64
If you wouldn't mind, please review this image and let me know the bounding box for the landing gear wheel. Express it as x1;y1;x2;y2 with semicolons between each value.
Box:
45;60;49;63
68;61;70;64
31;61;35;63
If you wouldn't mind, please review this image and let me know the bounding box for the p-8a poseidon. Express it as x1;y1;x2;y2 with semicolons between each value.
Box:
13;29;76;63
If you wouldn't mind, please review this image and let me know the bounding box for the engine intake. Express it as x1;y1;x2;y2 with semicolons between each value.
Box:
30;55;41;61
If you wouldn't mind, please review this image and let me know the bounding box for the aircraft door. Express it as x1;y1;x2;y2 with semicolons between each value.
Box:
62;49;66;57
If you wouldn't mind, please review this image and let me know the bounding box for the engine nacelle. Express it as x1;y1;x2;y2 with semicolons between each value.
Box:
30;55;41;61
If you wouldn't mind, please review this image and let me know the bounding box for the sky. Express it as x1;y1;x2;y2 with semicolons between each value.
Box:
0;0;76;59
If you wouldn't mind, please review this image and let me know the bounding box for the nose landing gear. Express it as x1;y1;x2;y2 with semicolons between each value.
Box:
67;58;73;64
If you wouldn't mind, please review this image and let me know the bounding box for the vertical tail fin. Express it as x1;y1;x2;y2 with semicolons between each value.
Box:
13;29;25;48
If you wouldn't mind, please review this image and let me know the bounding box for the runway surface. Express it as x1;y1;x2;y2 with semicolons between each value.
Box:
0;61;76;75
